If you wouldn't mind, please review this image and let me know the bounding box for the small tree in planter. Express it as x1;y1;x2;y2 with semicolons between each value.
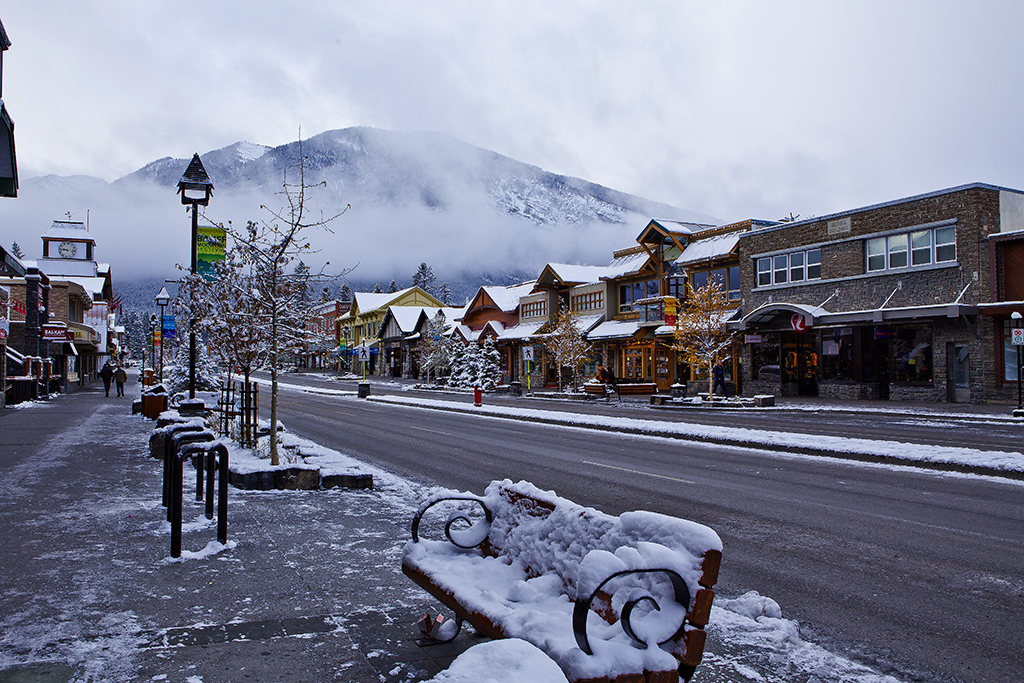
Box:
670;278;735;401
544;302;592;392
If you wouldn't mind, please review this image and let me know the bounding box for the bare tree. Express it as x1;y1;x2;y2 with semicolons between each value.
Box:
228;133;352;465
669;278;734;401
544;302;592;392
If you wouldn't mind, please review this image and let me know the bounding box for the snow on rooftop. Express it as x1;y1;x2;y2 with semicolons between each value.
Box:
353;287;417;312
483;282;536;313
675;233;740;266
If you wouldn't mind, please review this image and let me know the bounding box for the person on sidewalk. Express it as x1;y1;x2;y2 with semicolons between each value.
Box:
114;364;128;397
712;361;727;398
99;361;114;397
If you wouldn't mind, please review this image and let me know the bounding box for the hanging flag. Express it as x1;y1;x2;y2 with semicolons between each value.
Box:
197;226;227;280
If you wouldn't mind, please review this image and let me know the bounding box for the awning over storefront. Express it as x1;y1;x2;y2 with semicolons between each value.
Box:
588;320;640;340
731;300;978;331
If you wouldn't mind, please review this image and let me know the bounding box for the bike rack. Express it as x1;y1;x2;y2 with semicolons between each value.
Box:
164;426;215;520
169;441;230;559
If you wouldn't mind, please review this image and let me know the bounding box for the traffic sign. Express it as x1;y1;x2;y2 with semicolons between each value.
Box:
357;343;370;362
1012;328;1024;346
522;346;534;361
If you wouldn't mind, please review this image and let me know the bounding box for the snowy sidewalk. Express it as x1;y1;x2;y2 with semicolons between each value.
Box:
0;380;477;683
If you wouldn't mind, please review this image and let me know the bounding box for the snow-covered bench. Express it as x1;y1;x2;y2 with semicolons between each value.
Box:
402;480;722;683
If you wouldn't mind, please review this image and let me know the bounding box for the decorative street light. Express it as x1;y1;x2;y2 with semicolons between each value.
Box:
1012;311;1023;414
176;154;213;400
155;286;171;382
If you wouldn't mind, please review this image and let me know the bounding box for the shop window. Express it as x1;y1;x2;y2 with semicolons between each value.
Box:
910;230;931;266
571;291;603;313
866;226;956;273
773;255;788;284
618;279;658;313
522;300;547;318
821;327;854;381
888;233;908;268
1004;320;1020;381
752;337;781;381
935;226;956;262
728;266;741;299
807;250;821;279
790;251;805;282
666;277;686;301
893;325;933;383
756;249;822;287
624;347;644;379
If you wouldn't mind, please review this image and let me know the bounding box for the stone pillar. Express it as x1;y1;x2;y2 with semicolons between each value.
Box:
23;270;40;359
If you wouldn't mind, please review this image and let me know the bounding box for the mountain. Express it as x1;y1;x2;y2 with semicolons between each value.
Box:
118;127;702;226
3;127;717;293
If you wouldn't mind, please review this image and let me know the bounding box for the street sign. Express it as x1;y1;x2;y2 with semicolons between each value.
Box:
1012;328;1024;346
357;343;370;362
522;346;534;361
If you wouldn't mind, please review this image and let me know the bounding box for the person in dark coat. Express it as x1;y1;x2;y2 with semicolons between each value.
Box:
99;361;114;397
712;361;727;398
113;365;128;397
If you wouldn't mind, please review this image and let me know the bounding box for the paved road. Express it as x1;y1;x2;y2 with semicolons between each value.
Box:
265;379;1024;683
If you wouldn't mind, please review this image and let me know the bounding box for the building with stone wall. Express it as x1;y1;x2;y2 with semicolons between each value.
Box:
728;183;1024;403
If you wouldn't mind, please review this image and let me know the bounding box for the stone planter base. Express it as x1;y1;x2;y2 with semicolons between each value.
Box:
229;468;373;491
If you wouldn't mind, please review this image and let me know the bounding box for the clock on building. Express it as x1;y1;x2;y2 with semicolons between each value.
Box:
57;241;78;258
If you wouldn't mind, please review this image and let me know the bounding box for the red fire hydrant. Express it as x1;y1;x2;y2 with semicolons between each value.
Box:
474;385;482;407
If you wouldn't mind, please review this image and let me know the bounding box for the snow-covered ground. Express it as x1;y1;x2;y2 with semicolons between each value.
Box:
2;395;973;682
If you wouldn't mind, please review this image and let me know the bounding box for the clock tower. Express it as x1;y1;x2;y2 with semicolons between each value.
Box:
38;220;98;276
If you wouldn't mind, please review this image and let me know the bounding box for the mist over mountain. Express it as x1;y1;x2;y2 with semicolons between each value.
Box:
1;126;717;301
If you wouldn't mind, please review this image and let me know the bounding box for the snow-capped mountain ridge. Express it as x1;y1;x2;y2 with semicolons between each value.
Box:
116;127;705;226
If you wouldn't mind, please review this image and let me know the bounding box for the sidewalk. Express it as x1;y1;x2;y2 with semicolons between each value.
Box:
0;377;480;683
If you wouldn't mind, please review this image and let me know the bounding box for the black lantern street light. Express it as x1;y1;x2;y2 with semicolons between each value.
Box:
1012;311;1023;413
176;154;213;400
155;286;171;382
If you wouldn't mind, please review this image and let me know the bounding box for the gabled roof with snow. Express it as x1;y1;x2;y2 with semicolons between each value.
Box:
603;249;650;279
478;282;536;313
674;232;741;267
385;306;431;334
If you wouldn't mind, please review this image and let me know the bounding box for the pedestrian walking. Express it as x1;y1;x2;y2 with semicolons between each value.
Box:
114;365;128;397
712;361;727;398
99;361;114;397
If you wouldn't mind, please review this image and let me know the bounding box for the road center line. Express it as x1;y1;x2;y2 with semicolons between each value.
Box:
408;425;453;437
583;460;696;485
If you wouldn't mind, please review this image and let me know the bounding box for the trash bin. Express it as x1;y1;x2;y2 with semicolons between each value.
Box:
670;383;687;399
358;382;371;398
509;381;522;397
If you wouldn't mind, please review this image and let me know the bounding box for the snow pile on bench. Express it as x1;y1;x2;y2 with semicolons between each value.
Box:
403;480;722;682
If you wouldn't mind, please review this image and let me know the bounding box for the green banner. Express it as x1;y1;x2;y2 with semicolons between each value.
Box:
196;226;227;280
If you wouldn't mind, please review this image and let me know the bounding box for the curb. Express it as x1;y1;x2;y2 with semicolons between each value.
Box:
367;396;1024;481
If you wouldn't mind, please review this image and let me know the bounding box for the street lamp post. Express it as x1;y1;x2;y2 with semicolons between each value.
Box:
176;154;214;400
149;314;157;379
155;286;171;382
1012;311;1023;414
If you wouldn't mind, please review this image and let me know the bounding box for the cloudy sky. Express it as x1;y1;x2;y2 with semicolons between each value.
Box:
2;1;1023;279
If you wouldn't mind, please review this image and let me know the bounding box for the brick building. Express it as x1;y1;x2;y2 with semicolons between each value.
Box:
729;183;1024;403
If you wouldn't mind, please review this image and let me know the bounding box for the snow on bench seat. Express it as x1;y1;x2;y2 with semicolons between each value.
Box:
402;480;722;683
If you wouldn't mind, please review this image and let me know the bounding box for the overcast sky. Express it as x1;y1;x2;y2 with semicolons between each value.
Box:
3;1;1024;243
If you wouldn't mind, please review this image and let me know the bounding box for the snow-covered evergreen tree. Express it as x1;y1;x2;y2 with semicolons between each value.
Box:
339;283;352;302
412;262;436;295
437;282;453;305
480;338;503;390
10;241;24;259
388;280;399;293
417;311;454;381
162;343;221;395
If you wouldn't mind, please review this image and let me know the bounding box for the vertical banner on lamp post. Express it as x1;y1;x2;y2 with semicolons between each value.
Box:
196;226;227;280
162;315;176;341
